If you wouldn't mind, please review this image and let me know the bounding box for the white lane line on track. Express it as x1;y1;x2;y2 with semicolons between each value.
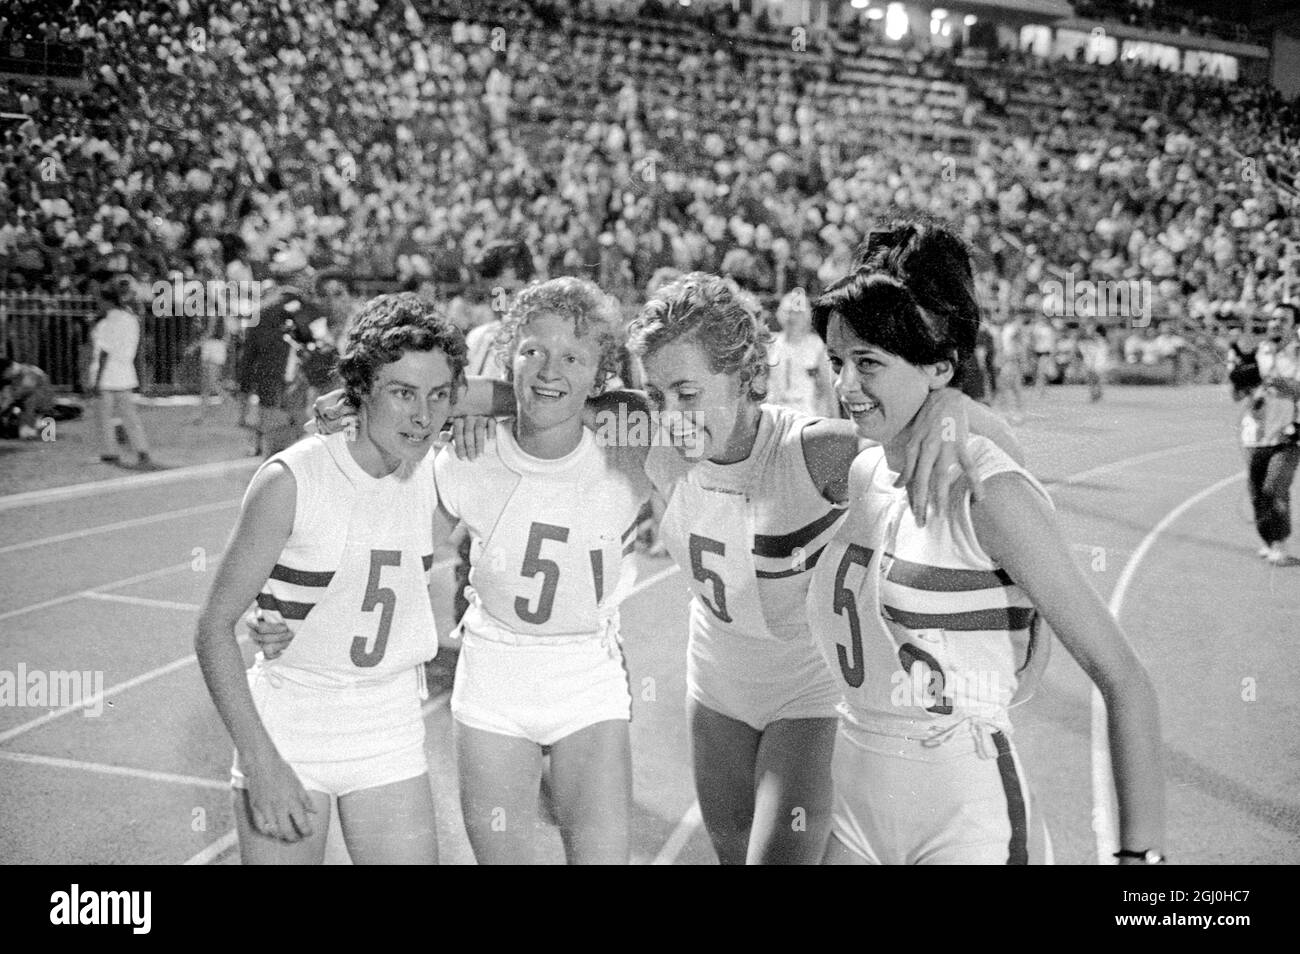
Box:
0;640;244;747
651;801;703;865
0;555;209;625
0;750;228;791
83;593;203;612
183;691;454;866
184;831;238;866
0;499;239;556
1043;440;1223;489
0;458;258;513
1090;470;1245;865
627;562;681;597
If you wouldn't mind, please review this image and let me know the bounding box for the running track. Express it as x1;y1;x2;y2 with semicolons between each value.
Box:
1;385;1297;864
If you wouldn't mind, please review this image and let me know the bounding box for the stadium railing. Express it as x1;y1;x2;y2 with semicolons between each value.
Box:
0;292;198;396
0;40;85;79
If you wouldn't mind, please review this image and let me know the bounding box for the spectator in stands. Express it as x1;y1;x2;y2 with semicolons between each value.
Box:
90;279;153;468
767;287;833;418
1030;312;1058;396
463;239;535;379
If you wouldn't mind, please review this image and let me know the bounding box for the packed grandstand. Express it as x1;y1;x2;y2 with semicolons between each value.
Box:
1;0;1298;390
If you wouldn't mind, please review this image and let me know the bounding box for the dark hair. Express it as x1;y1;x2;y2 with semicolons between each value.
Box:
475;239;535;283
338;293;468;407
628;272;771;402
99;276;131;308
1272;302;1299;324
812;222;979;387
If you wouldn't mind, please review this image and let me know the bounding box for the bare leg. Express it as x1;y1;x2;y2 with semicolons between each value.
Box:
337;773;439;865
547;719;631;864
456;720;544;864
687;697;760;865
746;716;837;865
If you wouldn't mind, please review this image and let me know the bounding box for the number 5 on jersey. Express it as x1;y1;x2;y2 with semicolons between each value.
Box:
689;533;732;623
516;522;569;624
352;549;400;668
830;544;874;688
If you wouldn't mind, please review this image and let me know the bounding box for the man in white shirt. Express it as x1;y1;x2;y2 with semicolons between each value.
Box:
91;280;154;468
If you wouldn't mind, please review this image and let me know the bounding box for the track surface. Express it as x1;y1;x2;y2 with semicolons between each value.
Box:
1;385;1297;864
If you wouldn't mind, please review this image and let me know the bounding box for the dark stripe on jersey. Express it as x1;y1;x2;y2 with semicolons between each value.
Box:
751;508;844;559
622;540;636;556
268;564;334;588
884;556;1015;591
881;605;1036;632
590;549;604;604
621;515;639;543
755;545;825;578
422;553;434;571
993;730;1029;865
256;591;315;621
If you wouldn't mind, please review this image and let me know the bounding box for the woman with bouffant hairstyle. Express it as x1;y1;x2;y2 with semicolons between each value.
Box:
627;270;1019;864
807;221;1165;864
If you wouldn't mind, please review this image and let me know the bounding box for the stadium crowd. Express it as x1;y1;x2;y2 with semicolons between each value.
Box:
1;0;1297;373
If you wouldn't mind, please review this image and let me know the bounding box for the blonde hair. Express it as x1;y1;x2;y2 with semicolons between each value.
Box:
493;277;625;388
628;272;771;402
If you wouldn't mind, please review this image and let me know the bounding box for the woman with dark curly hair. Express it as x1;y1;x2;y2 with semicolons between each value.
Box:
196;293;467;864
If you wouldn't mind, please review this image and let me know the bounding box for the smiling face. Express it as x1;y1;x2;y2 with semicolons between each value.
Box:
642;335;749;464
825;313;949;448
355;348;454;474
512;313;603;437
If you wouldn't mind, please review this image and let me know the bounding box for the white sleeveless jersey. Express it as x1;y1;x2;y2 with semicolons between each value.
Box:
647;404;847;643
435;427;652;638
807;437;1051;738
252;432;440;688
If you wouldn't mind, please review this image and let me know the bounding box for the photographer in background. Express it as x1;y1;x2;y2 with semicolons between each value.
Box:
1240;302;1300;566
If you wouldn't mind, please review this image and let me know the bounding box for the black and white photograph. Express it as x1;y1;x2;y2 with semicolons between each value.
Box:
0;0;1296;894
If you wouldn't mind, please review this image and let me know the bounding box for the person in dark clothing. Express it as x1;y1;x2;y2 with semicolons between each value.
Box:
1240;304;1300;565
237;283;323;456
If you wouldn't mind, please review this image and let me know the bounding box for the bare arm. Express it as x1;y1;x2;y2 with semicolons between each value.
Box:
801;417;862;505
194;462;316;840
972;474;1166;859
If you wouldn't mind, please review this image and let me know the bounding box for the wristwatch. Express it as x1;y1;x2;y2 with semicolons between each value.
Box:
1113;848;1167;864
